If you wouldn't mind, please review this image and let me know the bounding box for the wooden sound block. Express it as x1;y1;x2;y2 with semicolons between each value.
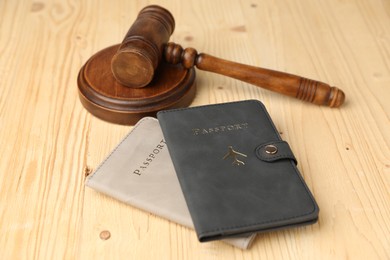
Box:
77;44;196;125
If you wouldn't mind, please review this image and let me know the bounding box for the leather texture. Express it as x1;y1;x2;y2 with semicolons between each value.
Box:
157;100;319;242
86;117;256;249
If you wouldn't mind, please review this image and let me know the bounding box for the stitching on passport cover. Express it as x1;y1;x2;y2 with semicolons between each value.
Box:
87;117;156;181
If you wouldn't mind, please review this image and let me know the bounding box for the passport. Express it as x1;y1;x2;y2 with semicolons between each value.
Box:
86;117;256;249
157;100;319;242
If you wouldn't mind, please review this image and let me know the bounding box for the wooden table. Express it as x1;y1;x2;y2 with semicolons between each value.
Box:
1;0;389;259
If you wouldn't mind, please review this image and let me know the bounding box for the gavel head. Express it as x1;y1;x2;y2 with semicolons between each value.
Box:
111;5;175;88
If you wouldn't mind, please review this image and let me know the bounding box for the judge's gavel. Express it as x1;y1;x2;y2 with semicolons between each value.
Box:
111;5;345;107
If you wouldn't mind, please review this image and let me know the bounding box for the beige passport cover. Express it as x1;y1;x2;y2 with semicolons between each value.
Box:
86;117;256;249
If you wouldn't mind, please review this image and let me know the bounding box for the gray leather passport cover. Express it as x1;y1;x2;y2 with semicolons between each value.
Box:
157;100;319;242
86;117;256;249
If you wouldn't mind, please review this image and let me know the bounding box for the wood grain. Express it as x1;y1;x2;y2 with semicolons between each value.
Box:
0;0;389;259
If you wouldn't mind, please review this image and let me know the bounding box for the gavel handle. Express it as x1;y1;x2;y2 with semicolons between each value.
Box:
165;42;345;107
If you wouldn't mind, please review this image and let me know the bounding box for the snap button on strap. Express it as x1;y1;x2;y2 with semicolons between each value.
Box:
255;140;297;165
264;144;278;154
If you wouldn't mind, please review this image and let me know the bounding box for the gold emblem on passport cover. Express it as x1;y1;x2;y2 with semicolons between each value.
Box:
223;146;247;166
